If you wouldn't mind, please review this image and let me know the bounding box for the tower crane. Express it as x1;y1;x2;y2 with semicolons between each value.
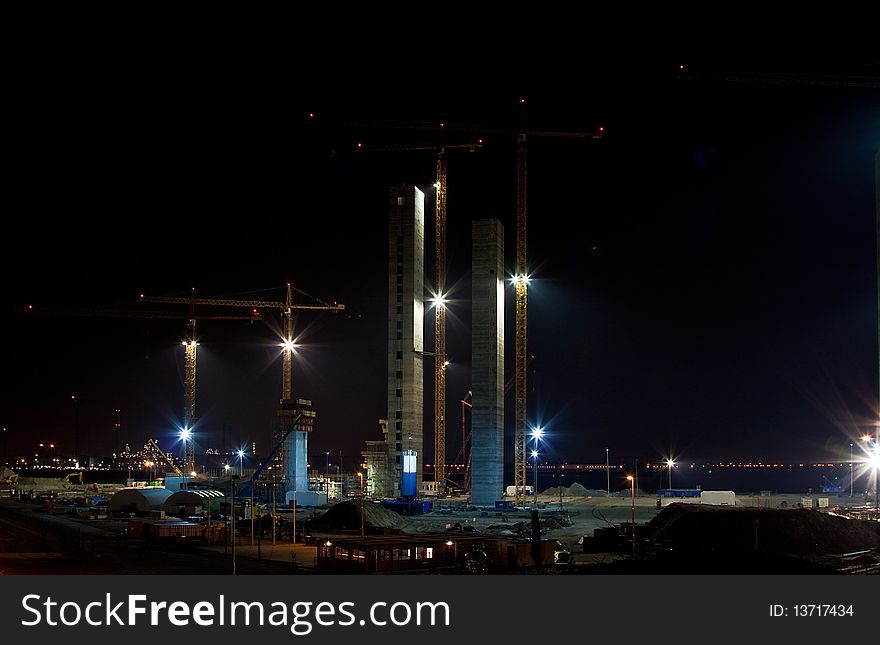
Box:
309;108;602;505
140;285;344;475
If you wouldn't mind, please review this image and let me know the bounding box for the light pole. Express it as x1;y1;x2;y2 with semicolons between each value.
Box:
230;475;239;575
237;449;245;477
179;428;191;489
863;434;878;506
531;450;539;508
850;443;854;498
666;459;675;490
530;427;543;503
626;475;635;556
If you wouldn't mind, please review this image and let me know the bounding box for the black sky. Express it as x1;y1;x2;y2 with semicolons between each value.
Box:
2;33;879;471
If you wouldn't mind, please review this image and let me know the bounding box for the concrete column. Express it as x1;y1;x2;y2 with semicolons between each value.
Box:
386;186;425;497
471;218;505;507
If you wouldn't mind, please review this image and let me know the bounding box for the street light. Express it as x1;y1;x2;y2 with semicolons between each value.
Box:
531;449;539;508
230;475;239;575
666;459;675;489
869;443;880;508
626;475;635;556
179;428;192;487
237;449;245;477
530;427;543;508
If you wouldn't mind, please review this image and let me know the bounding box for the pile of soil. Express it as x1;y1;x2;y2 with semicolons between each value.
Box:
649;504;880;557
313;499;411;532
540;483;606;498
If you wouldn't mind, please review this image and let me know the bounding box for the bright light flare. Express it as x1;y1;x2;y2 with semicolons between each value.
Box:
179;428;191;442
280;339;298;352
626;475;634;481
531;450;539;459
237;449;246;458
531;427;544;440
509;274;531;286
666;459;675;468
429;293;449;308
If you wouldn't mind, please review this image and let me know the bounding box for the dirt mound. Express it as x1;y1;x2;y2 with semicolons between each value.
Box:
649;504;880;557
541;483;602;498
566;483;592;497
314;500;410;532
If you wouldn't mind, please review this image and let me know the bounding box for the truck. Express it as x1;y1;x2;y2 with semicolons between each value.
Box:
505;485;534;497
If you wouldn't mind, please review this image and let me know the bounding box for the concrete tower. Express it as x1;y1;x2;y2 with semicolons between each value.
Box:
387;185;425;497
281;398;317;506
471;218;505;506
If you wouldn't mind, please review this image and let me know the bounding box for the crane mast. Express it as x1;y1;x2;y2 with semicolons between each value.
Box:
434;152;448;490
514;103;529;506
282;283;295;401
183;316;197;475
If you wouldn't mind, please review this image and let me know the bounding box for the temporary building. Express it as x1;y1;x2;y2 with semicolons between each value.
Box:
109;487;174;514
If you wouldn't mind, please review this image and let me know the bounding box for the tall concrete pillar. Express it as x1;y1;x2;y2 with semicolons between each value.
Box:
387;186;425;498
281;398;315;501
471;218;505;506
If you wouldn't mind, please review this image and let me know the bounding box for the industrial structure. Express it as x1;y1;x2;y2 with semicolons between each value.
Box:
471;219;505;506
386;186;425;497
362;420;390;498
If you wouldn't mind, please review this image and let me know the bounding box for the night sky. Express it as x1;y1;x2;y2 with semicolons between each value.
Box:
2;37;879;473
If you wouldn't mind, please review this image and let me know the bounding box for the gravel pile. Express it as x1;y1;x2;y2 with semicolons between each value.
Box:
314;499;411;532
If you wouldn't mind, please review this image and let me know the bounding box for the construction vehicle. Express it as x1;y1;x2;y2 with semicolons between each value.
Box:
63;472;84;485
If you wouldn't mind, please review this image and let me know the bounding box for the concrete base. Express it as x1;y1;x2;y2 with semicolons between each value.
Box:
285;490;327;507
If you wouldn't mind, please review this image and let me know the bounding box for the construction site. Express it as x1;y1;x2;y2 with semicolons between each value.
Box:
3;61;880;576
